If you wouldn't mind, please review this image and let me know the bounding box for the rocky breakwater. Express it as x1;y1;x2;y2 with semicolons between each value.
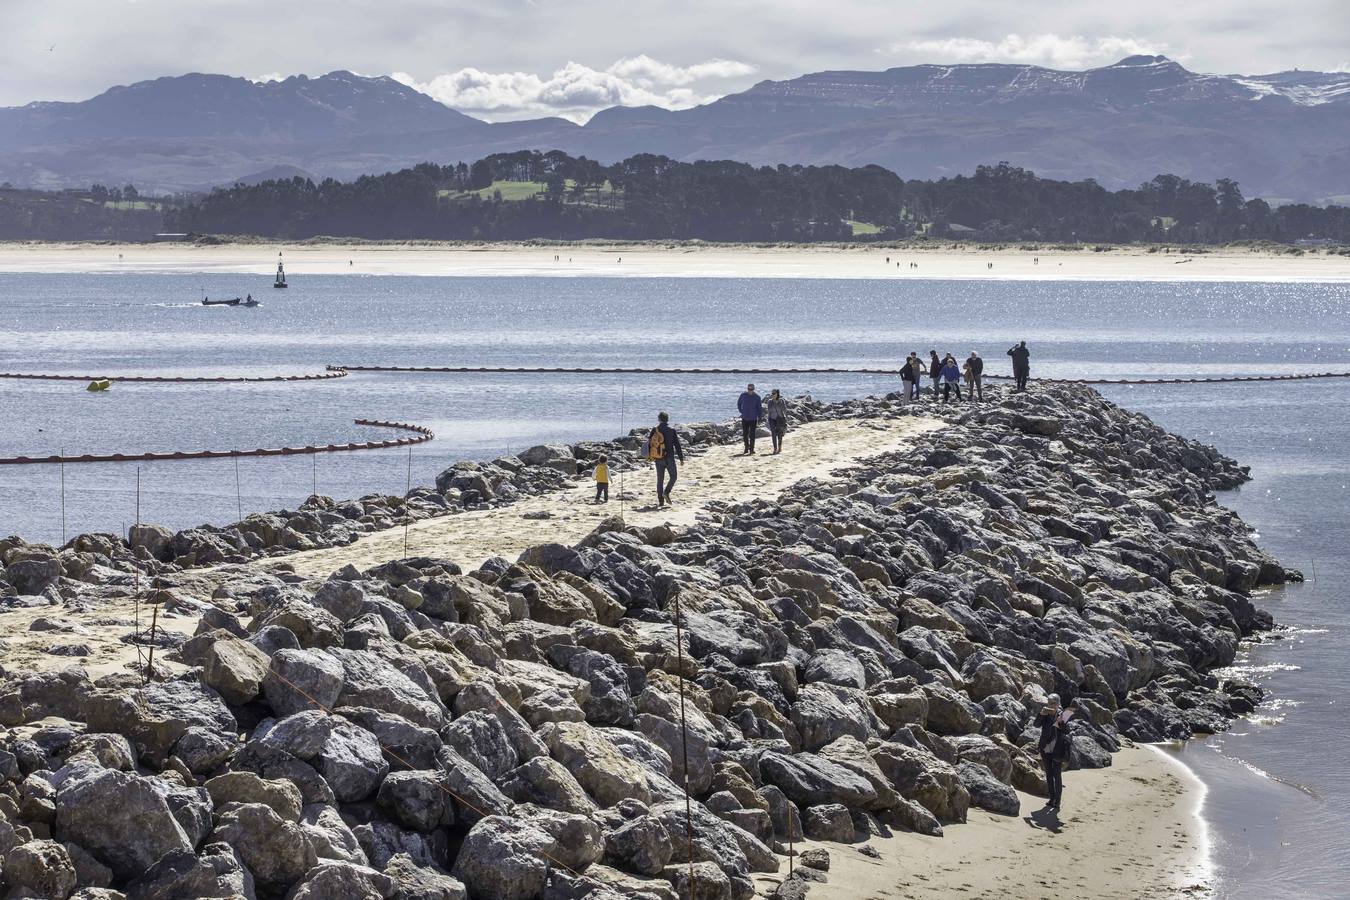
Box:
0;384;1293;899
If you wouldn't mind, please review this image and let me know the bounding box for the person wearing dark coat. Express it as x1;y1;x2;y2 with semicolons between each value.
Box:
928;351;942;399
967;351;984;400
1008;341;1031;392
1035;694;1074;809
737;383;764;455
649;412;684;508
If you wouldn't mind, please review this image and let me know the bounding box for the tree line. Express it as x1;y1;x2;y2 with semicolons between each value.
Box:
5;152;1349;243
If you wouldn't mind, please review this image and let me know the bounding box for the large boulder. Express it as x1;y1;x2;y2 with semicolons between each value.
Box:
2;839;78;900
209;801;318;889
956;761;1020;816
539;722;652;807
202;638;270;706
263;648;345;717
53;766;209;882
758;752;877;808
451;816;558;900
123;842;255;900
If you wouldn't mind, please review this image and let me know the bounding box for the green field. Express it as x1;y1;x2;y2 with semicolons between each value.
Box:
439;179;623;205
847;220;881;236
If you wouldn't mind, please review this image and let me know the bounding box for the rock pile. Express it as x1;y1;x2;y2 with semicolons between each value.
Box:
0;385;1290;899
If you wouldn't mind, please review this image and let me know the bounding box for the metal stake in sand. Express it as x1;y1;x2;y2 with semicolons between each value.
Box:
403;444;412;558
133;466;145;682
619;386;626;523
234;456;243;522
671;582;696;893
312;452;317;498
59;448;66;545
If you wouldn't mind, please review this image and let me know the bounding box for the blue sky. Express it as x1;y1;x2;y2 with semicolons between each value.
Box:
2;0;1346;118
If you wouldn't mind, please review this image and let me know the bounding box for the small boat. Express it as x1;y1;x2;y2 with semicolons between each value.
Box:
274;259;288;289
241;293;259;307
202;296;241;306
86;379;111;392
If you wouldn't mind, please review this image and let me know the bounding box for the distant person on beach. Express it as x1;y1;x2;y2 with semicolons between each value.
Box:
593;454;610;503
647;412;684;508
765;389;788;453
966;351;984;400
929;351;942;399
941;354;963;402
1035;694;1075;810
1008;341;1031;391
738;383;763;455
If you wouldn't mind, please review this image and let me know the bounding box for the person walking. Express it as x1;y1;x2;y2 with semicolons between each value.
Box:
940;354;963;402
967;351;984;400
1008;341;1031;392
962;356;976;398
899;357;915;405
1035;694;1075;809
593;454;610;504
928;351;942;400
737;383;764;455
646;412;684;508
765;389;789;454
909;353;923;399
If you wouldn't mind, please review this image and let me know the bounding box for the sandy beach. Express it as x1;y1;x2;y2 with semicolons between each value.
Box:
756;745;1210;900
1;240;1347;282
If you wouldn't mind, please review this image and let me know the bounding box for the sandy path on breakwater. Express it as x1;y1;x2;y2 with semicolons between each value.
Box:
1;241;1348;282
265;414;946;578
757;745;1209;900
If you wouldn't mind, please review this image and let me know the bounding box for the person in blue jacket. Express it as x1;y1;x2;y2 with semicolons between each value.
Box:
737;383;764;455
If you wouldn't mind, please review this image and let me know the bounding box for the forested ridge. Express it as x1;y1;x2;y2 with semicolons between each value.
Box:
5;151;1349;244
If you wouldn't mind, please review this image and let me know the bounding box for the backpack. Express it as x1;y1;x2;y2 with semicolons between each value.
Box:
646;427;666;461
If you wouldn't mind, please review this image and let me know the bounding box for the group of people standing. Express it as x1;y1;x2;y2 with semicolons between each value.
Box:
899;351;985;403
896;342;1033;402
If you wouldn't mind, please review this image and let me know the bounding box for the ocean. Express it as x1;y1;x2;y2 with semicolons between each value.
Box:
1;270;1348;895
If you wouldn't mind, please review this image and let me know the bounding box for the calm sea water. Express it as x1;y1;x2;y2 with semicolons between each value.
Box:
1;272;1348;893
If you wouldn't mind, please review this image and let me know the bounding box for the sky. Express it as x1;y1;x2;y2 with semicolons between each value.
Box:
2;0;1347;121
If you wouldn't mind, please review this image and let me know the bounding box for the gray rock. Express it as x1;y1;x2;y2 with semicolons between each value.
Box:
956;761;1020;816
53;766;207;881
209;801;317;889
262;648;345;717
376;770;454;832
123;842;255;900
2;839;78;900
803;804;855;842
202;638;270;706
205;771;303;821
451;816;558;900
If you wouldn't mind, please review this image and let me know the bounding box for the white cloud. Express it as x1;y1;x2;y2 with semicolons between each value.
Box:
391;55;756;123
894;34;1165;70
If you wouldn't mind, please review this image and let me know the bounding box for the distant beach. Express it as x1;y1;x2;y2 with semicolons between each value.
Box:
1;239;1348;282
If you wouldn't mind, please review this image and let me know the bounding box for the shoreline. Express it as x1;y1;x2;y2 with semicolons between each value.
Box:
1;240;1348;282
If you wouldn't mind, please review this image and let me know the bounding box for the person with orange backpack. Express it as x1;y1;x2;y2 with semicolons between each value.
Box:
644;411;685;508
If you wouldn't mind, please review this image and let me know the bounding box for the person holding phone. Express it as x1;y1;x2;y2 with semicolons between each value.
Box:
1035;693;1075;810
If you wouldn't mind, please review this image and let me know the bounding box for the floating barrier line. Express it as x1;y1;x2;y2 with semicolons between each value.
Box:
0;419;432;466
329;364;1350;385
0;370;347;383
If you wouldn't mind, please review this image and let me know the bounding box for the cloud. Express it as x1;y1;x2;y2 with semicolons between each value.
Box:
893;34;1165;70
391;55;756;123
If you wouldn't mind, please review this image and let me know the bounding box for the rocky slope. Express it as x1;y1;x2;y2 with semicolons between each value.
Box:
0;385;1293;899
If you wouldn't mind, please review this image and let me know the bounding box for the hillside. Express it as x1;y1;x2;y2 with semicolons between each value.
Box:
1;57;1348;201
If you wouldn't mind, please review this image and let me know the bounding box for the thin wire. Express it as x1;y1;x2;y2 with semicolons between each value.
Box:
234;457;243;522
403;445;412;558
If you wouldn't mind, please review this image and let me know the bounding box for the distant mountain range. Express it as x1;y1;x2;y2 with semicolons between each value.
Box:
2;56;1348;202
